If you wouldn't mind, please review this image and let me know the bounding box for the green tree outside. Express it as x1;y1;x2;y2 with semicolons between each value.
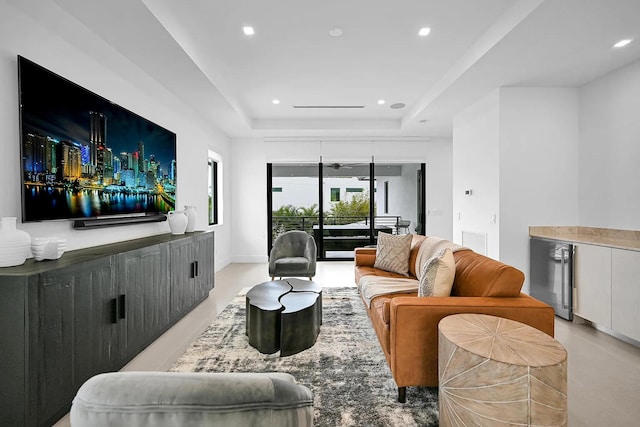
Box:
325;192;371;225
272;204;319;238
272;192;373;239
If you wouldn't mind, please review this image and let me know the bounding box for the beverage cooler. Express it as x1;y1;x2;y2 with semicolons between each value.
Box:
529;237;574;321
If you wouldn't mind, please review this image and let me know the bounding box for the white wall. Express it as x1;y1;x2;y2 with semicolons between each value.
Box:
230;139;269;262
452;88;580;291
230;138;449;261
0;1;232;268
452;60;640;292
499;87;580;284
425;138;453;240
452;91;501;256
579;58;640;229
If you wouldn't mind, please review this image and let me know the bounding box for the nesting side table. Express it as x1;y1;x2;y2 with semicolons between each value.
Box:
438;313;567;426
246;279;322;356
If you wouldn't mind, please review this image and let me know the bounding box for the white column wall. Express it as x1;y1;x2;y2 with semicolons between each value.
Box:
579;58;640;229
452;88;580;292
452;91;501;256
230;139;269;262
499;87;580;289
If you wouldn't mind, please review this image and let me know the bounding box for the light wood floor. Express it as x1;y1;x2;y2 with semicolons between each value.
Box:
56;261;640;426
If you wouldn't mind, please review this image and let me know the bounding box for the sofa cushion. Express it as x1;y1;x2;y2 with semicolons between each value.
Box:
354;236;427;281
415;236;467;281
373;232;413;276
357;275;418;307
452;250;524;297
407;235;428;277
355;265;407;283
418;248;455;297
274;257;311;273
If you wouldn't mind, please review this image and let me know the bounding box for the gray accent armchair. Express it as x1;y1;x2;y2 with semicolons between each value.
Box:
70;371;314;427
269;230;317;280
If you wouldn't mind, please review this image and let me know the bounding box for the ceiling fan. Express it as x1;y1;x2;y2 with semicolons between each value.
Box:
327;163;352;170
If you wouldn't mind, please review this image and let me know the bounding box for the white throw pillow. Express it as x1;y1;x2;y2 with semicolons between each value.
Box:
418;248;455;297
373;232;413;276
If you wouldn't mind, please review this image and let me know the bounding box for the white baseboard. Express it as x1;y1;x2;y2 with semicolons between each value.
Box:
214;257;232;272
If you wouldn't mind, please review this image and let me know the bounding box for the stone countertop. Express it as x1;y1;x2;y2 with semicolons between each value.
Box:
529;226;640;252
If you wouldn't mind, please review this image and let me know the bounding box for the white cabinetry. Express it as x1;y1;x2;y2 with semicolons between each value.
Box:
611;249;640;342
574;244;611;328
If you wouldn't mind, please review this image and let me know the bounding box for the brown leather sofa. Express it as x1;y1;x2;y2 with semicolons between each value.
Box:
354;235;555;403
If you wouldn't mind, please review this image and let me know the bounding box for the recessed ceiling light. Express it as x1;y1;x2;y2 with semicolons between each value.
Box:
377;99;385;105
329;27;343;37
419;119;428;123
418;27;431;37
390;103;406;109
243;26;255;36
272;99;280;105
613;39;632;48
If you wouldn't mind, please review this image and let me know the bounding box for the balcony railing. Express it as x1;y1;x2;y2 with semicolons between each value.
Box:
271;215;402;239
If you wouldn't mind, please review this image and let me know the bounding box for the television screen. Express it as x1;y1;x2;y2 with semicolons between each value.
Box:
18;56;177;222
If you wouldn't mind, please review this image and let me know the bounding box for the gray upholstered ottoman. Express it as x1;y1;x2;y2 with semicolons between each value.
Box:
70;371;314;427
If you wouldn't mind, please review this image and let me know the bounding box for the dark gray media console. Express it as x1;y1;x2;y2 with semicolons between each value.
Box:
0;231;214;427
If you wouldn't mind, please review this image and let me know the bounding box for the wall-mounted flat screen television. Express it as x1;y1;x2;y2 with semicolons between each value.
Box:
18;56;177;223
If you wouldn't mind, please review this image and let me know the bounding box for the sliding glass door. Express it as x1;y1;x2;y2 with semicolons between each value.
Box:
268;163;319;252
373;163;424;236
267;162;425;260
320;162;373;259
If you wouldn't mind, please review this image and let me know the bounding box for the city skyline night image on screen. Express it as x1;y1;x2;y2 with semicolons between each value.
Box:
18;56;177;222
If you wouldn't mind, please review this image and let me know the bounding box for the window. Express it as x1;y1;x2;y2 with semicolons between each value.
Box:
272;187;283;192
330;188;340;202
208;150;222;225
346;188;364;193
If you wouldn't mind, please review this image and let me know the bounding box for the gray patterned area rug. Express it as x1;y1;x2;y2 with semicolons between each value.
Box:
170;287;439;426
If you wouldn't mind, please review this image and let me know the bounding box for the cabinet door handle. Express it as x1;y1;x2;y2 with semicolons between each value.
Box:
191;261;196;278
119;294;126;319
111;298;118;324
560;248;566;309
195;261;199;277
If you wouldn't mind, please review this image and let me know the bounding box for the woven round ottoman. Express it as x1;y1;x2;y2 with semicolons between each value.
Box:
438;313;567;426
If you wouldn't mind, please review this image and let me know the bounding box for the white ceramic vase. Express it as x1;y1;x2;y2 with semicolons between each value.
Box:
0;217;32;267
168;210;188;235
31;237;67;261
184;205;197;232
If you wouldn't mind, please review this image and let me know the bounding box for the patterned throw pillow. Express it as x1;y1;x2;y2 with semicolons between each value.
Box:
418;248;455;297
373;232;413;276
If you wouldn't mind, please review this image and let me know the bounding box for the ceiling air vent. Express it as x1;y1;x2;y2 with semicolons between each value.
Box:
293;105;365;109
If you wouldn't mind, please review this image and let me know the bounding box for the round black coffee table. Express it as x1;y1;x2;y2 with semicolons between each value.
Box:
246;278;322;356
